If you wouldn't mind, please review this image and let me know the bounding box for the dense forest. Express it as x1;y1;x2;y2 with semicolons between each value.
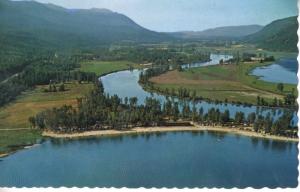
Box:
30;80;297;138
245;16;298;52
0;54;96;107
75;46;210;66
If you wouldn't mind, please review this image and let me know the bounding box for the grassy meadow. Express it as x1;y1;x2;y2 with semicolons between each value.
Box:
80;60;140;76
0;82;93;154
150;62;296;104
0;60;142;154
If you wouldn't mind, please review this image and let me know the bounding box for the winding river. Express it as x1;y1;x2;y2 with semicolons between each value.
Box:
101;55;297;123
0;54;298;188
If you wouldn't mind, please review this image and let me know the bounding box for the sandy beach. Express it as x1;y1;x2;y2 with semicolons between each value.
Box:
42;125;298;142
0;153;9;158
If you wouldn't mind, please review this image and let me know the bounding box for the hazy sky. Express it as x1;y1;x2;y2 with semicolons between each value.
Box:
29;0;298;32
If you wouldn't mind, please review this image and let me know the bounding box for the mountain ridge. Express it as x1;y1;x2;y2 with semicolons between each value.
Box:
168;25;264;39
245;16;298;52
0;0;171;49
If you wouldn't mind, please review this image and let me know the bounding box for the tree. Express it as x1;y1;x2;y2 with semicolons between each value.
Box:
277;83;284;92
192;104;198;121
263;113;272;133
59;83;65;92
271;121;280;135
198;107;204;122
52;84;57;92
28;116;36;128
253;115;263;132
35;112;46;129
284;93;296;106
192;90;197;101
177;65;183;72
164;99;172;117
172;102;179;121
257;96;261;105
247;112;256;124
220;110;230;124
234;112;245;124
129;97;138;109
219;59;224;65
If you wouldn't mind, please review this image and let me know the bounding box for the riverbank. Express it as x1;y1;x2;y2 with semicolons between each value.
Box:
144;61;296;106
42;125;298;142
80;60;142;77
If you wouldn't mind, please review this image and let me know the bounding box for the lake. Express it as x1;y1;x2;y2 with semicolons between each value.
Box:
251;58;298;84
0;132;298;188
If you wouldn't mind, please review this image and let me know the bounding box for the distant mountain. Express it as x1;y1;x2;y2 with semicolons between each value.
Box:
0;0;171;49
245;16;298;52
169;25;263;39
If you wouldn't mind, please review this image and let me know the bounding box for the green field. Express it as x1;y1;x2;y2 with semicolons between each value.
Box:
0;59;139;155
193;44;298;59
80;60;140;76
0;129;42;156
150;62;296;104
237;62;296;94
0;82;93;154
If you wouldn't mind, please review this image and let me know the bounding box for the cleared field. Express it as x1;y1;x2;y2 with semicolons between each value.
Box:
0;82;93;154
80;60;139;76
0;60;137;155
150;62;296;104
0;82;92;129
0;129;42;155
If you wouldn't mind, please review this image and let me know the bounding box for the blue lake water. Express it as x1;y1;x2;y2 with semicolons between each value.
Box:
0;132;298;188
251;58;298;84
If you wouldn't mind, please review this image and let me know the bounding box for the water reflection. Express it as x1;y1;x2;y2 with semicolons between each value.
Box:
250;58;298;84
251;137;259;148
101;68;298;126
0;131;297;187
271;141;289;152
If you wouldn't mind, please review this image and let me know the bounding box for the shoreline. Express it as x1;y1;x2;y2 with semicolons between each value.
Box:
42;125;298;142
140;61;296;109
1;124;297;159
0;153;9;158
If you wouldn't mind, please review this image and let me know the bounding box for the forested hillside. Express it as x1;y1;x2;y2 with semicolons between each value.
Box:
0;0;169;46
169;25;263;39
0;0;171;81
245;16;298;52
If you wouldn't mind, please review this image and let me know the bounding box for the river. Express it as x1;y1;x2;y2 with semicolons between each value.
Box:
100;55;297;123
0;54;298;188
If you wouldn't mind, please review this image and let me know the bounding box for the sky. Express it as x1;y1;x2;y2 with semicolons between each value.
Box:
26;0;298;32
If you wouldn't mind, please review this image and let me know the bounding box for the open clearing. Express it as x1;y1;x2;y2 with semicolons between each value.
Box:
0;60;140;154
150;62;296;104
0;82;93;154
0;82;92;129
80;60;139;76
